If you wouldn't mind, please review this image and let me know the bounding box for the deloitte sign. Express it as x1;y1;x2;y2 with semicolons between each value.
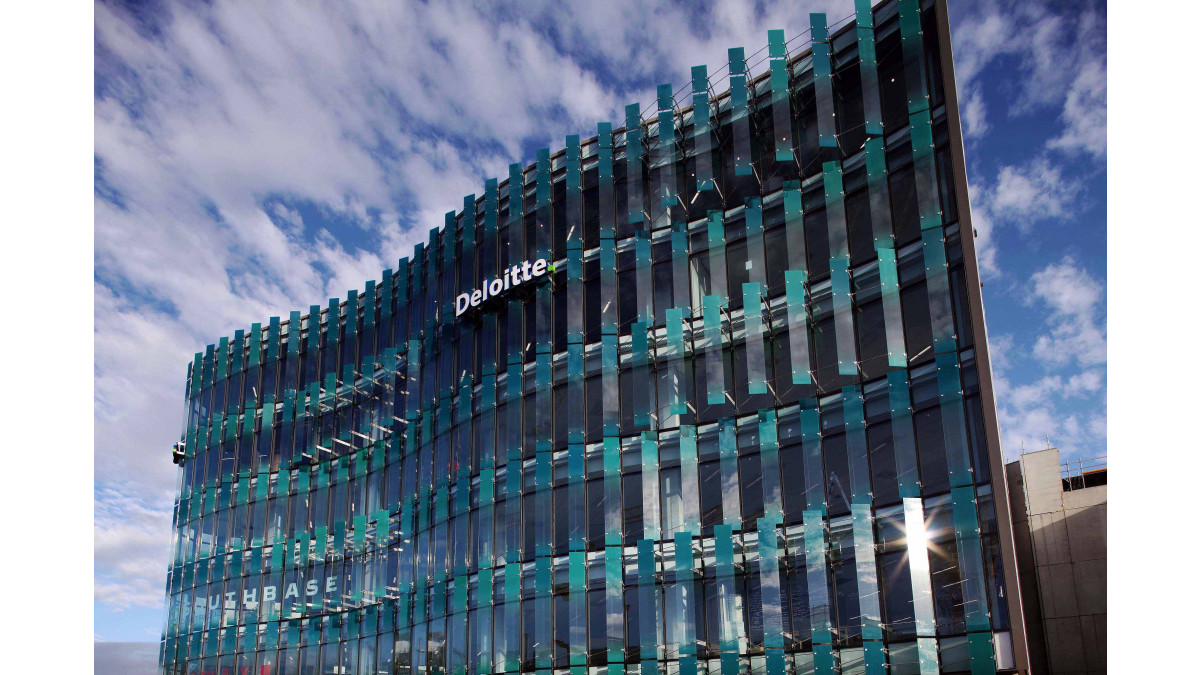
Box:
455;258;550;317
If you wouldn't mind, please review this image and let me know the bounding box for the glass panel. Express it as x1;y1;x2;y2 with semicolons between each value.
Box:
157;10;1004;674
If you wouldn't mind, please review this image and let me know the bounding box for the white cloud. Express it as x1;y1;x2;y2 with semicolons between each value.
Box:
1004;10;1073;115
947;2;1104;280
993;369;1106;460
1065;369;1105;397
947;1;1106;156
1047;58;1107;158
949;6;1019;87
987;333;1015;374
989;257;1107;460
1000;403;1060;456
95;642;160;674
516;0;856;96
94;486;175;611
961;86;989;140
1028;256;1107;367
985;158;1084;230
966;156;1084;278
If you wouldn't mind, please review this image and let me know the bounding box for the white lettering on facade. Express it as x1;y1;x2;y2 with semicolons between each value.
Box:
187;576;346;614
454;258;550;317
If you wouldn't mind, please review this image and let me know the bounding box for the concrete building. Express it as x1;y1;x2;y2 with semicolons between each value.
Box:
1006;449;1107;674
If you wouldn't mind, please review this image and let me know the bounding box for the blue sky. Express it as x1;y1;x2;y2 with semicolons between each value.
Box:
93;0;1106;654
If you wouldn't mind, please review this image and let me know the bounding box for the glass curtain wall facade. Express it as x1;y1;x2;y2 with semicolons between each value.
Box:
160;1;1024;673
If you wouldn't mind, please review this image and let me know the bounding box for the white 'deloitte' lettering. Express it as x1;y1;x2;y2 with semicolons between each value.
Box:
455;258;549;317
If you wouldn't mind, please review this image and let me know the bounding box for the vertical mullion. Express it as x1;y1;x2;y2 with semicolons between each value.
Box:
785;270;812;386
663;308;687;419
804;510;834;673
703;294;725;406
855;0;884;137
866;138;894;250
691;66;714;193
743;197;768;395
641;432;660;542
655;84;680;227
952;486;993;634
758;515;785;675
923;228;957;354
625;104;645;228
599;123;615;239
742;281;766;395
568;549;586;668
830;258;857;377
938;351;973;487
637;538;659;672
810;15;838;151
674;531;696;675
679;426;700;534
904;496;940;674
888;371;921;498
715;523;739;675
768;29;793;162
878;248;907;368
636;232;653;327
784;184;807;279
705;210;727;404
718;419;740;530
845;385;884;666
759;411;782;520
800;405;833;670
729;48;752;177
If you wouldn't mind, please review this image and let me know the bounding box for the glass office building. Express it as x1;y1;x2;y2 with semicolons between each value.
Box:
159;0;1029;673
